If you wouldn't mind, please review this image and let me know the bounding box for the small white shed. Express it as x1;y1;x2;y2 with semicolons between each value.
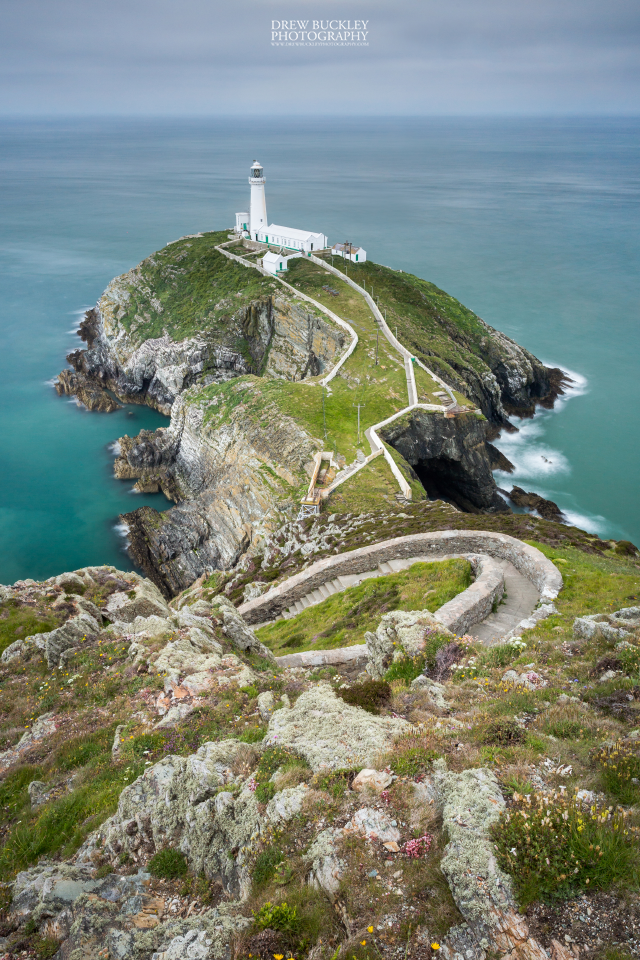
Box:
262;251;288;274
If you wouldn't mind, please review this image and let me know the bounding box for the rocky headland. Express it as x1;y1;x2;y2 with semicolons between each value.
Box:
54;231;570;596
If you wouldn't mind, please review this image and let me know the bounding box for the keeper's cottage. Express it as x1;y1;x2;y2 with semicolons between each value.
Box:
235;161;328;254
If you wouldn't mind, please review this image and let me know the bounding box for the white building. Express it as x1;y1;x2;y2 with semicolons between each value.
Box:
262;251;289;275
258;224;327;253
235;161;327;251
332;241;367;263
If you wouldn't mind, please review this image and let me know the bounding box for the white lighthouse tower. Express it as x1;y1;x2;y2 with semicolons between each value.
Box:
249;161;267;240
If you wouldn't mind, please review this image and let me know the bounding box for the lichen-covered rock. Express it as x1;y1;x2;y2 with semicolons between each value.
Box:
304;829;344;900
343;806;401;844
257;691;276;721
574;606;640;643
81;740;262;897
2;609;102;668
211;597;276;665
0;713;57;773
433;761;549;960
105;579;170;623
265;784;307;823
433;763;512;926
365;609;453;680
410;675;450;708
265;683;408;770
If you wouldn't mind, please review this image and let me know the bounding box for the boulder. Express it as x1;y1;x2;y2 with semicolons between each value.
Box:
265;683;408;771
351;769;393;793
257;691;275;721
573;606;640;643
304;828;345;900
211;597;276;665
2;610;101;668
365;609;453;680
0;713;58;772
105;579;170;624
27;781;49;809
82;740;262;897
410;675;450;708
433;761;549;960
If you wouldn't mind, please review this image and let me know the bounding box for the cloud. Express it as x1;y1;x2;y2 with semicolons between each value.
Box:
0;0;638;114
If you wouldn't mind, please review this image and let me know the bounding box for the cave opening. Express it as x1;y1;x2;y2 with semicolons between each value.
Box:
413;455;482;513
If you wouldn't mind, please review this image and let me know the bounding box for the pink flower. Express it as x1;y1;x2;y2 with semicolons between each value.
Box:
403;834;433;858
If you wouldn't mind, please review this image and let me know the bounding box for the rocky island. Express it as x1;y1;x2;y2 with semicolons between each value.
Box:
0;229;638;960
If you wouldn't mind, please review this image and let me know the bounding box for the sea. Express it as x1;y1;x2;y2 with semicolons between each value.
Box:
1;117;638;586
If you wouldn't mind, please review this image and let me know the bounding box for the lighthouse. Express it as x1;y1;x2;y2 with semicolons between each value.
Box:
249;161;267;240
234;161;328;252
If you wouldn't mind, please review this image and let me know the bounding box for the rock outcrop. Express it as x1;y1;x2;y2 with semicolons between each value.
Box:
365;609;453;679
380;409;509;513
264;683;409;770
113;384;319;597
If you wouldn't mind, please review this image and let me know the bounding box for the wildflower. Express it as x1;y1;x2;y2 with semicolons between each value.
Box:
360;942;366;947
431;945;440;952
274;955;284;959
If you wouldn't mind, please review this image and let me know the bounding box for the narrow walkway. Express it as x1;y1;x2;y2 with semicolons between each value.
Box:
217;240;468;505
469;559;540;644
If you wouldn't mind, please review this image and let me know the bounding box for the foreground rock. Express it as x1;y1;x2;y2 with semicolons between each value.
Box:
365;608;454;679
264;683;409;770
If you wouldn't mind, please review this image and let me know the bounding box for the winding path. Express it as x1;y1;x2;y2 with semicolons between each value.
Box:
216;239;469;502
238;530;562;667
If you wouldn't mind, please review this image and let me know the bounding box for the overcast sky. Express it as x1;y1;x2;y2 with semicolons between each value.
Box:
1;0;638;116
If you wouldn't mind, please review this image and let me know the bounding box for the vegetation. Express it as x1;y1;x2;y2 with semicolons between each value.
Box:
0;600;59;657
112;231;275;345
256;559;472;655
148;848;189;879
337;678;391;715
493;790;640;905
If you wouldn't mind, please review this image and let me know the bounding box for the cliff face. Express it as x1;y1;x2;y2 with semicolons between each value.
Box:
58;293;345;417
114;382;319;597
56;232;345;415
381;410;509;514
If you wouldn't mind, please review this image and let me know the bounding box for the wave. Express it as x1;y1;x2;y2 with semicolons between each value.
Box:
114;521;131;553
561;508;608;536
44;378;58;387
108;441;121;456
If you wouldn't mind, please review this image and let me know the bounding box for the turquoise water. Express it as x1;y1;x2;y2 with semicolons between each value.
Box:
1;118;638;585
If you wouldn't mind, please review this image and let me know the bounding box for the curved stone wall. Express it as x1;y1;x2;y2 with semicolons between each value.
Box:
239;530;562;627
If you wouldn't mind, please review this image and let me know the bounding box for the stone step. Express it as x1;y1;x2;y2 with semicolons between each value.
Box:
377;561;395;574
387;558;412;572
317;583;333;600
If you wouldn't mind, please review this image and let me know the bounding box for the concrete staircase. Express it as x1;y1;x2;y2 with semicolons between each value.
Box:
468;558;540;644
281;555;439;619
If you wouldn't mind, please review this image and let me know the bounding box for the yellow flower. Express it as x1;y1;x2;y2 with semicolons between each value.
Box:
431;945;440;952
274;955;284;959
367;926;374;933
361;941;367;946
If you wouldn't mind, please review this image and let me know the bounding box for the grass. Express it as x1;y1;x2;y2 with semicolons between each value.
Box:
112;231;276;345
0;600;59;656
327;454;421;515
148;848;188;879
256;558;472;655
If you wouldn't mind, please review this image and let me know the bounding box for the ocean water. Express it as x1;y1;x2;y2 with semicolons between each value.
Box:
0;117;638;585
